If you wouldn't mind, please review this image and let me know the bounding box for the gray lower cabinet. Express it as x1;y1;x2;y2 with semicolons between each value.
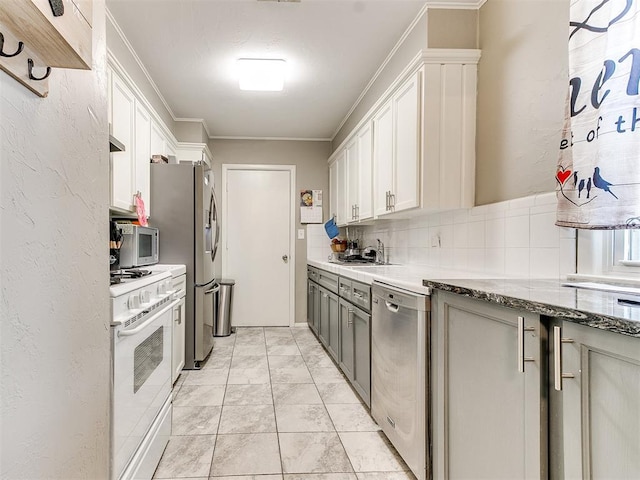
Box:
338;298;354;378
338;298;371;406
557;321;640;479
432;291;545;480
307;280;318;334
319;287;339;359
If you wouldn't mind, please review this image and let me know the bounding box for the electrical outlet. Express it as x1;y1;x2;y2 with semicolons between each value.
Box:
430;234;441;248
298;229;305;240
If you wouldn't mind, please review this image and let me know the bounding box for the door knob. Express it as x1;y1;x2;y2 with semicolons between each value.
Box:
282;255;289;263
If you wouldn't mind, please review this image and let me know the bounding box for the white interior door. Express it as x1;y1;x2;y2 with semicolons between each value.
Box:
222;166;294;327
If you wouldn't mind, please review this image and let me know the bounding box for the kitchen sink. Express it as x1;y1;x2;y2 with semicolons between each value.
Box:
329;261;399;267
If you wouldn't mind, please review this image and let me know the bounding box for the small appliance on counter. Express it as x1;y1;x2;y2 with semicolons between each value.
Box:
115;222;159;268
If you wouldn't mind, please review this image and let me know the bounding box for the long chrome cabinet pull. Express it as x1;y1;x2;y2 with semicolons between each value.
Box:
517;316;535;373
553;325;575;390
385;191;389;211
347;308;354;326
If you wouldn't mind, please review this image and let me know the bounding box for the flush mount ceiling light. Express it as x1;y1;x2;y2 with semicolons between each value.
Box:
237;58;286;91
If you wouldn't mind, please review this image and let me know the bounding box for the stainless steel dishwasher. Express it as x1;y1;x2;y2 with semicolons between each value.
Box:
371;281;430;480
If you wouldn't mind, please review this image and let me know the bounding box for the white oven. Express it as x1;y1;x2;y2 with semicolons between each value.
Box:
111;271;177;480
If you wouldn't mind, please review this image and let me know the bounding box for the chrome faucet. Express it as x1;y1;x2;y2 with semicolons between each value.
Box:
376;238;385;264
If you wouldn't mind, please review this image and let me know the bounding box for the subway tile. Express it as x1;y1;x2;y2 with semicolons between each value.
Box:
505;248;530;277
484;248;505;275
452;249;469;271
453;223;468;249
440;225;454;248
485;217;505;248
560;238;577;276
530;248;560;278
467;221;485;249
507;195;536;210
535;191;557;205
530;212;560;248
505;215;529;248
467;248;485;272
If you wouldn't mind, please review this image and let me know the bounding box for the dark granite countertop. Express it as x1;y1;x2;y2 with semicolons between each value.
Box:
422;278;640;337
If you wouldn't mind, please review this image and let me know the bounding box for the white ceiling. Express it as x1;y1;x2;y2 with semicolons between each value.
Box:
106;0;458;140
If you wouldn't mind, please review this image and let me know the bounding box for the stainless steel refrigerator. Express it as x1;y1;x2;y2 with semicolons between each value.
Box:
150;163;219;369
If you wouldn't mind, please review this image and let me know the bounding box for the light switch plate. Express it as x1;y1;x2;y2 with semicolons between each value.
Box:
298;229;305;240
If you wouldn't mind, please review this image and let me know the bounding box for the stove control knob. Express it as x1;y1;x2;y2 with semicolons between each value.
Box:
128;294;141;310
139;290;151;304
158;283;167;295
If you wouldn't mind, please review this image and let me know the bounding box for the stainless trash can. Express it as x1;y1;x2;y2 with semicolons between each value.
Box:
213;279;235;337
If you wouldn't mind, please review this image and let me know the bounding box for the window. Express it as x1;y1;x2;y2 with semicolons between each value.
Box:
576;229;640;280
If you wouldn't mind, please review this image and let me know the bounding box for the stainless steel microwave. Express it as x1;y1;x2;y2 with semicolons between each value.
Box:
118;224;159;268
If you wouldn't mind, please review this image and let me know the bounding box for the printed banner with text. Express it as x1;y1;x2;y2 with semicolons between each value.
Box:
556;0;640;229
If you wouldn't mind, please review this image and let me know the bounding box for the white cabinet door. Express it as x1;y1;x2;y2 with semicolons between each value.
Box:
329;160;338;222
393;71;420;212
134;100;151;218
172;297;186;384
110;73;135;212
336;150;348;227
346;137;359;224
373;100;393;217
356;122;373;221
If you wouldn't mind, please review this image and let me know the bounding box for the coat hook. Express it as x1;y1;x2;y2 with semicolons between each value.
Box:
28;58;51;81
0;32;24;58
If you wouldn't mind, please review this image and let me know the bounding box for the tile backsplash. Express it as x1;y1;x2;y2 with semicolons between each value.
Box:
307;192;577;279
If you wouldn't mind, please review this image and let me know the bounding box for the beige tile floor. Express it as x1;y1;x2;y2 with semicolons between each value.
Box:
153;326;416;480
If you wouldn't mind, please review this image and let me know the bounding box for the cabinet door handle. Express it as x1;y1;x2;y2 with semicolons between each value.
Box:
385;191;390;211
355;204;359;220
390;193;396;209
348;308;354;326
174;305;182;325
353;292;364;300
517;316;535;373
553;326;575;391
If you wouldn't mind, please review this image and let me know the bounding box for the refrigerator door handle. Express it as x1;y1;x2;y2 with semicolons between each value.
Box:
210;189;220;263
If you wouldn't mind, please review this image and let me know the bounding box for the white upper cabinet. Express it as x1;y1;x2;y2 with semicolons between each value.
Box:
134;100;151;217
329;160;339;222
392;71;420;213
374;69;421;217
108;60;180;217
335;150;348;226
110;71;136;212
346;137;359;223
356;121;373;221
332;49;480;222
373;100;393;217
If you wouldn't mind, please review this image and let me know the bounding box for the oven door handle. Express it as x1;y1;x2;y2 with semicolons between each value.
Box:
118;299;179;337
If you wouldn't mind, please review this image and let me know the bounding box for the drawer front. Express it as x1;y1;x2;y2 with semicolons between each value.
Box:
351;280;371;313
339;277;352;301
307;266;319;283
318;270;339;294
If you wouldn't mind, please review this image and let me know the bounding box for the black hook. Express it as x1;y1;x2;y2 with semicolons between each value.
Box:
0;32;24;58
28;58;51;81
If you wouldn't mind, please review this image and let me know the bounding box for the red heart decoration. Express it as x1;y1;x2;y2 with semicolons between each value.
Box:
556;169;572;185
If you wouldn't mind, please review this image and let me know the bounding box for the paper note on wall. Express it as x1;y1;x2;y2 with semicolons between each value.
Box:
300;189;323;224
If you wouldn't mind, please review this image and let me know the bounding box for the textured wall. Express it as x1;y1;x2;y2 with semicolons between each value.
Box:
208;139;331;324
0;1;111;478
475;0;569;204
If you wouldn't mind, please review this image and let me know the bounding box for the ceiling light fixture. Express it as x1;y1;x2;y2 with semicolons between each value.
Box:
237;58;286;92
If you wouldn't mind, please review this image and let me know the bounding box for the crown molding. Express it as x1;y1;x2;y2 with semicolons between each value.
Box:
426;0;486;9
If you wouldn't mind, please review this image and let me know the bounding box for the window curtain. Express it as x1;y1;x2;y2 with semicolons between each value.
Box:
556;0;640;229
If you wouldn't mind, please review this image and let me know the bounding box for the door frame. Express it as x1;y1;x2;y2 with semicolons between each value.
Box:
221;164;297;327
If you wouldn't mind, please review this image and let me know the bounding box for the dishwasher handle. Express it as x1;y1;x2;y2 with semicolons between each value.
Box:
385;300;400;313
